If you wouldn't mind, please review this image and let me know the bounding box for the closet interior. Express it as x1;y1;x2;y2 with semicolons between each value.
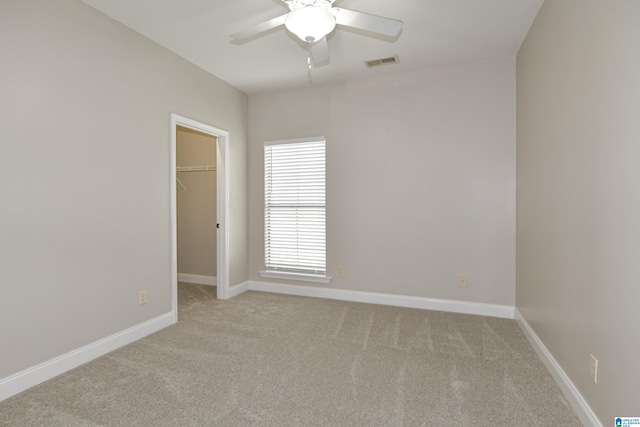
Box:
176;126;217;287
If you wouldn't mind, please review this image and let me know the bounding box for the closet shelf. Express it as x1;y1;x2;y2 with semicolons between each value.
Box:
176;165;215;191
177;165;216;172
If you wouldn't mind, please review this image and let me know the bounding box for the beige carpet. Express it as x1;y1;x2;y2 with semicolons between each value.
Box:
0;283;582;426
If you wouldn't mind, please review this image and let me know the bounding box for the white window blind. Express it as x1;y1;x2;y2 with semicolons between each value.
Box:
264;138;326;276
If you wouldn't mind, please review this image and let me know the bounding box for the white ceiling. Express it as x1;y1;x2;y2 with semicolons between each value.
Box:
82;0;544;95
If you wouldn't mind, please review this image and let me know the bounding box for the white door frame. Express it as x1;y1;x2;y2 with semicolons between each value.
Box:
170;113;230;320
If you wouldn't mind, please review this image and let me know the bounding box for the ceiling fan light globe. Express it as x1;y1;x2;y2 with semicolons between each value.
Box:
285;6;336;43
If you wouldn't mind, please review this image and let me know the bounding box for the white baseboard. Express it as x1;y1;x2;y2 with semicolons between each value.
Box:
227;281;250;299
247;281;514;319
514;309;602;427
178;273;216;286
0;312;175;402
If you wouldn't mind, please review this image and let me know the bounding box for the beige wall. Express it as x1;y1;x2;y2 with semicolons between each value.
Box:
249;57;516;306
0;0;248;379
177;128;217;277
516;0;640;422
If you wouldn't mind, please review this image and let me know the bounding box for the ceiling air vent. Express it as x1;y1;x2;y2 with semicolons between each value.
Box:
365;55;399;68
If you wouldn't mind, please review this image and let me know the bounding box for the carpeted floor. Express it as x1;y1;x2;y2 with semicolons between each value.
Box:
0;283;582;426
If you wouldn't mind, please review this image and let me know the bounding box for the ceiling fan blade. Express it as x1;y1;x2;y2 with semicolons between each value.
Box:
332;8;402;38
310;37;330;66
230;14;287;41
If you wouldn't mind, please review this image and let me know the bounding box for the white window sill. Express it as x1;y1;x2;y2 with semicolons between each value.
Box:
259;270;333;284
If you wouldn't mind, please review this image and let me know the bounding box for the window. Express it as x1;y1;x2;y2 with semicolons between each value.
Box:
261;137;329;283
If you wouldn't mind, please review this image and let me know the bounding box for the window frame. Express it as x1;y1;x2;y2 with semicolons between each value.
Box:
259;136;331;284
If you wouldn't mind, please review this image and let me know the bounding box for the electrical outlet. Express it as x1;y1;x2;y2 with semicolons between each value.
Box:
139;290;147;305
458;276;467;288
590;354;598;384
338;267;344;277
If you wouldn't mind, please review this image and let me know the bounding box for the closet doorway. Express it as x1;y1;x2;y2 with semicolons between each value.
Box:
170;114;229;320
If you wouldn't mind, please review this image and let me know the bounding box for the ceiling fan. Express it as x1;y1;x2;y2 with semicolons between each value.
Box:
230;0;403;66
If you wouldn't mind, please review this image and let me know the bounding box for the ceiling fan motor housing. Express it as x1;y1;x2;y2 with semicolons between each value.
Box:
285;0;335;11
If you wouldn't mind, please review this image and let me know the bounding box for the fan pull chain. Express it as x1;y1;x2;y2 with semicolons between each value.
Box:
307;45;312;84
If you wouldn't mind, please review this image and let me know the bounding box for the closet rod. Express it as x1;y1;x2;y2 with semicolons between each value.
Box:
177;165;216;172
